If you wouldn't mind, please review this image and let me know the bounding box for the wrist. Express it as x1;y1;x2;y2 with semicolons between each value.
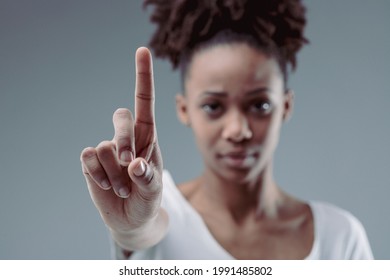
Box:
109;208;169;252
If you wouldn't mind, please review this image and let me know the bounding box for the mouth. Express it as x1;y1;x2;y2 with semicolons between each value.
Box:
217;151;258;168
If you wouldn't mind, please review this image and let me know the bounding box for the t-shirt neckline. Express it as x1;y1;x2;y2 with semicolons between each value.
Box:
163;170;319;260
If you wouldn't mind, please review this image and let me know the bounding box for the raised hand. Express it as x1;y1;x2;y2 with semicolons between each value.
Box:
80;47;167;250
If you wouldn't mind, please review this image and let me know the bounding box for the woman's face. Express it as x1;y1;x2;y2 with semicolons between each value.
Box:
176;43;293;183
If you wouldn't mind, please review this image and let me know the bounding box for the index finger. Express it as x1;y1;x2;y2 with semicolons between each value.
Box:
134;47;155;126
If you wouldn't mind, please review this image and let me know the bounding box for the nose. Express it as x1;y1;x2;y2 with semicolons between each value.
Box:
222;110;253;143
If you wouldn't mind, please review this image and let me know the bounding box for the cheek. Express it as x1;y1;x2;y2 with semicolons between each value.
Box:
192;121;219;149
187;108;220;149
255;112;284;152
250;100;284;144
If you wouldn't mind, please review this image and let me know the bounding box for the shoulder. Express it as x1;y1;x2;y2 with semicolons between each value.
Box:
310;201;361;230
309;201;373;259
161;170;182;209
162;169;200;201
161;170;198;220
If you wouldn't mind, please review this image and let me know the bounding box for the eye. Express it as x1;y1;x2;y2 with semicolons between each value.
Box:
201;103;223;117
249;100;273;114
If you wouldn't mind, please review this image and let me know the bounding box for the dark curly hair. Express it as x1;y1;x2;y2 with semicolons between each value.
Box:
144;0;308;87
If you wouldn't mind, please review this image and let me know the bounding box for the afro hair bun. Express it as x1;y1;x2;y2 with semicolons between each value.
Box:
144;0;308;71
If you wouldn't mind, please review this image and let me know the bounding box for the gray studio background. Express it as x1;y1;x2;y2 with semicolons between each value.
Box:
1;0;389;259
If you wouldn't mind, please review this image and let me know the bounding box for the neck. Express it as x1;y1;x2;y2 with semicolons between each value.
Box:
199;164;284;223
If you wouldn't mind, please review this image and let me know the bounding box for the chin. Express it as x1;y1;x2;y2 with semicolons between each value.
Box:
213;158;269;184
213;164;256;184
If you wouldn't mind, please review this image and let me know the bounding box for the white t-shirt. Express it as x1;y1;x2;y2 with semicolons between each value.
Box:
123;170;373;260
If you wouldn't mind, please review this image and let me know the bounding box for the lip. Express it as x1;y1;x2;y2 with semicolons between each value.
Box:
217;151;258;168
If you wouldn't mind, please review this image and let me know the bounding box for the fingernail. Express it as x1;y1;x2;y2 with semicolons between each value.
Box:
120;150;133;163
101;179;110;190
118;187;130;198
133;161;146;177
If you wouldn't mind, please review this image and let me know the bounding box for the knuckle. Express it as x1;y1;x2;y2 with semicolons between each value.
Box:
109;174;125;185
113;108;132;121
96;140;113;151
116;127;132;138
137;70;152;76
80;147;96;162
116;139;132;152
96;143;115;161
85;162;105;180
93;174;107;184
136;91;154;101
136;71;153;83
135;118;154;126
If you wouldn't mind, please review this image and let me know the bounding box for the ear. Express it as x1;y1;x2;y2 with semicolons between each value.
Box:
175;94;190;126
282;89;294;122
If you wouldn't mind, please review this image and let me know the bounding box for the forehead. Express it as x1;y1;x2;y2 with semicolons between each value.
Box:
185;43;283;93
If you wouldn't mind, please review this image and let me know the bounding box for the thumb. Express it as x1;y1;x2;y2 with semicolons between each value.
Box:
128;158;161;196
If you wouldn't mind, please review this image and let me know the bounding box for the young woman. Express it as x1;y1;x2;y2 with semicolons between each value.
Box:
80;0;373;259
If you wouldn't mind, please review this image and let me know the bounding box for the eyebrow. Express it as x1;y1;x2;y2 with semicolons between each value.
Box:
246;87;270;96
202;87;270;97
202;91;228;97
